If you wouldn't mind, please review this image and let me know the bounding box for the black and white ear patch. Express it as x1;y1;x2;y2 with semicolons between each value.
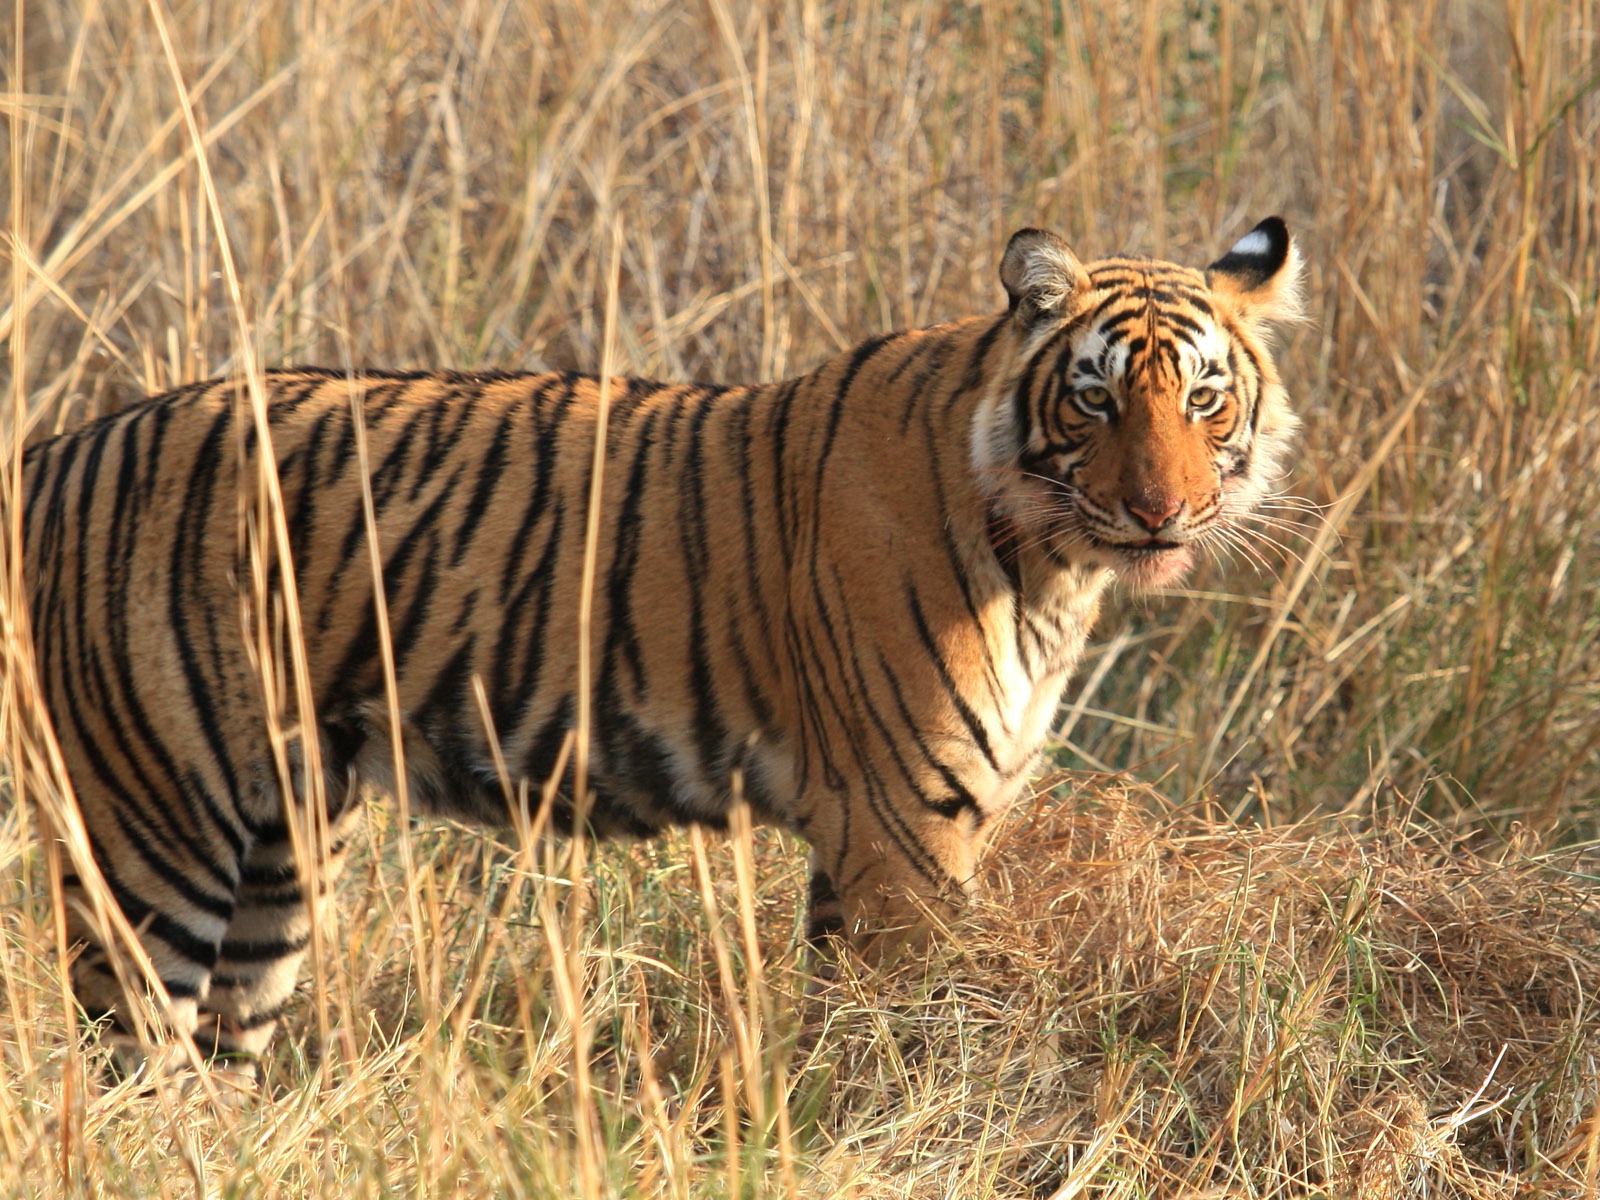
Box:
1205;216;1302;322
1206;217;1291;292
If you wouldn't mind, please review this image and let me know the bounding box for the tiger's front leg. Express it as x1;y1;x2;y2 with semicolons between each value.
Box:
801;800;987;955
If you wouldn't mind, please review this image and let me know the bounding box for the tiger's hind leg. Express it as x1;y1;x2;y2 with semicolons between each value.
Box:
196;801;365;1075
62;810;241;1083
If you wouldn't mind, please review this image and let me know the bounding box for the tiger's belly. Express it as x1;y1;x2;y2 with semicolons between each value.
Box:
372;682;799;841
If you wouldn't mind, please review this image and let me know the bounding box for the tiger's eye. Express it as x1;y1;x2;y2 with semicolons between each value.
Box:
1187;387;1226;418
1072;386;1114;418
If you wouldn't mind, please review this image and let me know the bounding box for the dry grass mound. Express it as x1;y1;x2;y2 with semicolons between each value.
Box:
807;785;1600;1197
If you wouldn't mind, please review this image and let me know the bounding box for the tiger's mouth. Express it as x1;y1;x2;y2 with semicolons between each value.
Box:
1081;529;1187;555
1124;537;1182;552
1080;531;1196;586
1117;540;1195;586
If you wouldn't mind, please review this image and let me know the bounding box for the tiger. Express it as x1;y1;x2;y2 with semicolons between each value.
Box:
15;218;1300;1073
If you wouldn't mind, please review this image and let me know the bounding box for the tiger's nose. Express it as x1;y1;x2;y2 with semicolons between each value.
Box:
1125;494;1184;532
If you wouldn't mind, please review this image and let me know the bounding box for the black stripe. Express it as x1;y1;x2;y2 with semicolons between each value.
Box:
875;649;983;819
104;801;238;919
1158;308;1210;341
215;934;310;964
728;394;779;730
521;694;575;797
784;612;843;794
103;873;223;969
600;407;663;700
42;421;239;895
804;871;844;941
793;571;945;890
1234;340;1266;435
492;498;564;738
765;377;805;563
906;586;1000;772
895;337;954;433
285;406;340;584
167;404;248;805
103;416;250;866
498;375;572;598
327;461;466;685
678;389;731;781
365;402;432;514
409;381;482;500
948;317;1007;407
921;391;1010;718
811;562;977;854
450;400;515;566
135;401;177;506
413;641;478;789
384;467;467;674
803;334;899;622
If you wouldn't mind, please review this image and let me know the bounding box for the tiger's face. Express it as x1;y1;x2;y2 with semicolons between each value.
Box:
976;219;1302;588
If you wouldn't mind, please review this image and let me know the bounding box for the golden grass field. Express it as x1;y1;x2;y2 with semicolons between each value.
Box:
2;0;1598;1195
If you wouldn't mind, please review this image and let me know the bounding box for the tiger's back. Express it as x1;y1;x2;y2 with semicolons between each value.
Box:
19;219;1302;1071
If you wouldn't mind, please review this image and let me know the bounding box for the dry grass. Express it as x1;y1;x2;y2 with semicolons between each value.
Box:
2;0;1598;1196
814;784;1600;1196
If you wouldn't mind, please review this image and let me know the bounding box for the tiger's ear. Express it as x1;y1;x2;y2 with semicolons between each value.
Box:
1206;217;1302;323
1000;228;1089;328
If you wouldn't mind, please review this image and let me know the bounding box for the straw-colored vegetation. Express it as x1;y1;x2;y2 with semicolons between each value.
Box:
3;0;1597;1195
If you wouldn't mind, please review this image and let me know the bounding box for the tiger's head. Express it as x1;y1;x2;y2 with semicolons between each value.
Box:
974;219;1303;588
